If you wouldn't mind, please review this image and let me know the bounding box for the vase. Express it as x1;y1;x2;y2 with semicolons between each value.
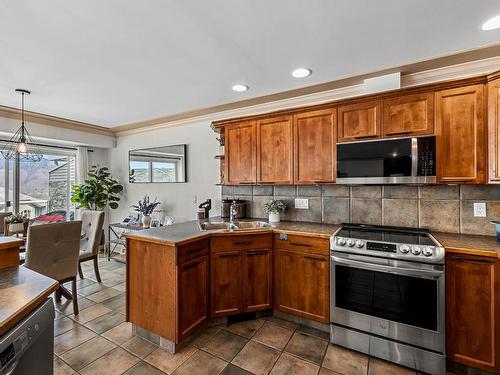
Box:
142;214;152;228
269;212;280;223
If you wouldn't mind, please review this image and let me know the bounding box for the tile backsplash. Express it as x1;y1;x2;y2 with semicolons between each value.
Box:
222;184;500;236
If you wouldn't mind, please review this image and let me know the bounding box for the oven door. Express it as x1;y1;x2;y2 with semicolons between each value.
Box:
330;252;445;353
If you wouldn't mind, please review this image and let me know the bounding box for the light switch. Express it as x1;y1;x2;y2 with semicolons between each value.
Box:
295;198;309;209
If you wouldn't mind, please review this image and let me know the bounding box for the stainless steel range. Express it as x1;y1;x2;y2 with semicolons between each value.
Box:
330;223;445;375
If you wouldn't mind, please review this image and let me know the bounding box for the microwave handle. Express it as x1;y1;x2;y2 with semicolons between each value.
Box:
411;137;418;177
331;255;443;279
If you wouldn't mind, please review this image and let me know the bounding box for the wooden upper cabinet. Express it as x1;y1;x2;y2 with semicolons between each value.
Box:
435;84;486;184
488;73;500;183
256;116;293;184
338;101;381;142
382;93;434;137
293;109;336;184
225;121;256;184
446;253;499;373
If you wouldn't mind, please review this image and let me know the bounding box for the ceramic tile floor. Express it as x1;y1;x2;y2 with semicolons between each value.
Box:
53;258;443;375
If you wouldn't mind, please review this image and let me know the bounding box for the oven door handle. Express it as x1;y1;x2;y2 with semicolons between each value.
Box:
331;255;443;279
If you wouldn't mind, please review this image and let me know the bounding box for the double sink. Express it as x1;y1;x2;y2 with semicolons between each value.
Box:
199;220;273;231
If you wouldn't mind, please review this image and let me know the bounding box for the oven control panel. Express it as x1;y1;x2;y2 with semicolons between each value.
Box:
331;236;445;263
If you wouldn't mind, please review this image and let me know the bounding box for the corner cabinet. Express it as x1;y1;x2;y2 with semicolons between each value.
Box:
225;121;257;184
435;84;486;184
256;116;294;184
488;73;500;183
446;252;500;373
293;109;337;184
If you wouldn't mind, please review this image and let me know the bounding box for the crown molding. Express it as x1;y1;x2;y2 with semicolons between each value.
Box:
115;53;500;137
0;105;114;137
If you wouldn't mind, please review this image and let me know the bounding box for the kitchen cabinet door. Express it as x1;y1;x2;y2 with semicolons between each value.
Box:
383;93;434;137
488;73;500;183
275;249;329;323
435;85;486;183
225;121;256;184
446;253;499;373
256;116;293;184
178;254;209;340
210;251;242;317
293;109;336;184
242;249;273;312
338;101;382;142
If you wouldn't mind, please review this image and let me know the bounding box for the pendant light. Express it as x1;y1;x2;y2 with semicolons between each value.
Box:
1;89;42;162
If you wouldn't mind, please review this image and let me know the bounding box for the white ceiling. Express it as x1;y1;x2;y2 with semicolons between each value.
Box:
1;0;500;128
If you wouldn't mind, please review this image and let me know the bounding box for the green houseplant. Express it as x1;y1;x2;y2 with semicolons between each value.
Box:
71;166;124;211
4;212;28;235
263;199;286;223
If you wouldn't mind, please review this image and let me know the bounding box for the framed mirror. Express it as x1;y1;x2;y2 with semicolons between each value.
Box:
129;144;187;183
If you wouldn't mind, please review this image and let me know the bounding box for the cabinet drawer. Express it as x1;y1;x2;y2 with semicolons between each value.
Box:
211;234;273;252
273;234;329;255
177;239;209;265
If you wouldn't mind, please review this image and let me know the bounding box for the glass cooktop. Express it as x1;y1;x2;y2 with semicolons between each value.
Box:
336;224;436;246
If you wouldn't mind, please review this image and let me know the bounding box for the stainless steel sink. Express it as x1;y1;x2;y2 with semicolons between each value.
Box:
232;221;272;229
199;222;238;231
199;220;272;231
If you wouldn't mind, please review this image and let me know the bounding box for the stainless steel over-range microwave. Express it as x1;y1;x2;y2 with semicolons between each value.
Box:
336;136;436;184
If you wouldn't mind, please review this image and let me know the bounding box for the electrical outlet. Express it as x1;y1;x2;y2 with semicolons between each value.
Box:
295;198;309;209
193;195;197;204
473;202;486;217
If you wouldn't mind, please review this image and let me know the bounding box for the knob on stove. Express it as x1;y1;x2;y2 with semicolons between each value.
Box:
347;239;355;247
422;247;433;257
337;238;346;246
400;244;410;254
411;246;421;255
355;240;364;248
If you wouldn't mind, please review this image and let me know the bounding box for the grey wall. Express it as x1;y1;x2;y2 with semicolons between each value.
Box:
222;184;500;236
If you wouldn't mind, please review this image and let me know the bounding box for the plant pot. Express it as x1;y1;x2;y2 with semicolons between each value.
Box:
142;215;152;228
269;212;280;223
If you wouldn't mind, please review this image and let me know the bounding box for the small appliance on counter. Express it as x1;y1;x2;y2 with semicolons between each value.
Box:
221;199;246;219
197;199;212;220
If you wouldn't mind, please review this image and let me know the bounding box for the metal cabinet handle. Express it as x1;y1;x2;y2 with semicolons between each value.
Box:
304;255;325;261
219;251;240;257
387;130;413;135
246;250;268;255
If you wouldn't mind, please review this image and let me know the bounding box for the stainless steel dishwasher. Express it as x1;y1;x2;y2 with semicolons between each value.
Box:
0;298;54;375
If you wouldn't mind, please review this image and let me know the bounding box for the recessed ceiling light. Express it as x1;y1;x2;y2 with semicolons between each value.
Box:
232;84;249;92
292;68;312;78
481;14;500;30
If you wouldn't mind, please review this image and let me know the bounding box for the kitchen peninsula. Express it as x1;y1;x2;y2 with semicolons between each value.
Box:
125;217;500;364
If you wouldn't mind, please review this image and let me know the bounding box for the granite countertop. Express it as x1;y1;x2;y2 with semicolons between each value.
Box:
124;218;500;258
0;266;58;336
431;232;500;258
124;218;340;246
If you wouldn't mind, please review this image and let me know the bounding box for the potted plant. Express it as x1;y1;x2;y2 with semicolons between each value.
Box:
131;196;161;228
71;166;124;211
264;199;286;223
5;212;28;236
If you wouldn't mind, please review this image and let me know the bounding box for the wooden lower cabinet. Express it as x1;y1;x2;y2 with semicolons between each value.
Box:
210;251;242;317
243;249;273;312
127;238;209;344
210;235;273;317
446;253;500;373
274;249;329;323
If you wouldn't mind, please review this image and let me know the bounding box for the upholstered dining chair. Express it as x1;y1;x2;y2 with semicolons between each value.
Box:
0;212;12;236
25;221;82;315
78;211;105;282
